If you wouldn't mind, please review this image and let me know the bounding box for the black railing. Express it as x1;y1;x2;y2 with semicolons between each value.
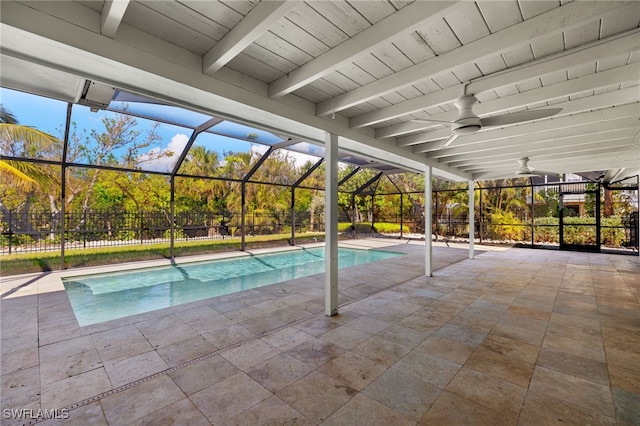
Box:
0;209;326;254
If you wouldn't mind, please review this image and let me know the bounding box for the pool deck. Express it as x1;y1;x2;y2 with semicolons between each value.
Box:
1;239;639;425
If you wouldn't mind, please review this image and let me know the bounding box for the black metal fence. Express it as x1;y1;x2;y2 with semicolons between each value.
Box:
0;208;325;254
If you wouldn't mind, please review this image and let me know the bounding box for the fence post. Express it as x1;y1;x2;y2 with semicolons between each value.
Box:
8;209;12;255
479;187;483;244
83;209;87;249
530;182;534;247
400;193;404;239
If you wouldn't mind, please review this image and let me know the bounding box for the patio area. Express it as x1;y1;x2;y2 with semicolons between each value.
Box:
1;239;639;425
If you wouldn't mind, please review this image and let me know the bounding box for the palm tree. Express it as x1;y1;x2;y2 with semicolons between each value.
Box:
0;105;59;188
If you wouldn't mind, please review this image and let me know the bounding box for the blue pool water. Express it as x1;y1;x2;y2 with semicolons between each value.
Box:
63;247;403;326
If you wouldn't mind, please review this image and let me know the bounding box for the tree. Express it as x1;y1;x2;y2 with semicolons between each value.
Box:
54;113;165;230
0;105;59;189
0;105;61;240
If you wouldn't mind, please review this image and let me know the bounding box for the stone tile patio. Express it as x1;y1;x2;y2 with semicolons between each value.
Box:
1;239;638;425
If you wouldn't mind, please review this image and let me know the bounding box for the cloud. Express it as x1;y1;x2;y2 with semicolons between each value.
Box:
137;133;189;172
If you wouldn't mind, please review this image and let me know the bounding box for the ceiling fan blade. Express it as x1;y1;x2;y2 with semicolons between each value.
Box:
480;108;562;127
410;118;455;125
516;169;560;177
532;170;561;177
440;133;458;149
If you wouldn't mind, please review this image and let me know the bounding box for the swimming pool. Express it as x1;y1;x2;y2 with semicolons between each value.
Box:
63;247;403;326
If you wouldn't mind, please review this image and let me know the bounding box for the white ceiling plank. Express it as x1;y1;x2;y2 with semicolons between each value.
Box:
475;54;508;75
334;62;376;86
444;2;491;44
414;18;461;56
179;0;242;29
358;34;639;130
598;52;634;71
502;44;535;67
460;144;633;177
254;31;313;68
494;84;520;98
601;6;640;37
530;32;565;59
471;147;637;178
564;20;601;50
101;0;129;38
285;3;347;48
415;98;640;153
411;92;640;152
477;0;523;33
567;61;597;79
468;27;639;93
517;77;543;93
321;71;360;93
268;16;330;58
356;85;463;130
226;52;284;83
305;1;370;37
432;72;462;89
141;1;227;42
393;32;436;65
518;0;560;20
370;44;414;72
350;0;398;25
451;63;484;84
318;1;628;116
268;1;463;98
541;69;568;86
467;142;636;172
124;2;215;54
202;1;300;75
441;126;637;165
3;0;639;182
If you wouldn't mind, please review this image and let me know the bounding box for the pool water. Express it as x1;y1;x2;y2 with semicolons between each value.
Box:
63;247;403;326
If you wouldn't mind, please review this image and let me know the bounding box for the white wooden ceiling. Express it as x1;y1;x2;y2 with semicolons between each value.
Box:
1;0;639;182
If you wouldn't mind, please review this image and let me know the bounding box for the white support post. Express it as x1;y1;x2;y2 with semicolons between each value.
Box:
325;133;339;316
425;165;433;276
469;180;475;260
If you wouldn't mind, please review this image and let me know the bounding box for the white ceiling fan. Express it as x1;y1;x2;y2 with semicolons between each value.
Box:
412;95;562;149
514;157;559;177
480;157;560;181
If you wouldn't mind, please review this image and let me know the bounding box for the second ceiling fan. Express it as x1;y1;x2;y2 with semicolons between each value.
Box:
412;94;562;149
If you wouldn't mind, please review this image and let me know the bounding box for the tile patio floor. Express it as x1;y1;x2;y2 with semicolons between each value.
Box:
1;239;639;425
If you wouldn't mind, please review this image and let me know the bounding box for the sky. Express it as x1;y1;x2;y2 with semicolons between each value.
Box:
1;87;320;172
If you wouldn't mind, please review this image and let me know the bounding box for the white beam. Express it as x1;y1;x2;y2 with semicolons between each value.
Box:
425;165;433;277
472;152;640;179
409;89;640;152
268;1;462;98
101;0;129;38
318;1;630;116
373;29;638;136
0;5;459;179
461;137;633;173
203;1;299;75
443;126;636;166
468;27;640;96
388;57;640;144
325;132;339;316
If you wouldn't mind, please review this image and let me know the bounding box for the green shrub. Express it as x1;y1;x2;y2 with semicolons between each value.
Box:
488;211;525;241
533;217;558;243
601;217;625;247
562;216;596;245
338;222;409;234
